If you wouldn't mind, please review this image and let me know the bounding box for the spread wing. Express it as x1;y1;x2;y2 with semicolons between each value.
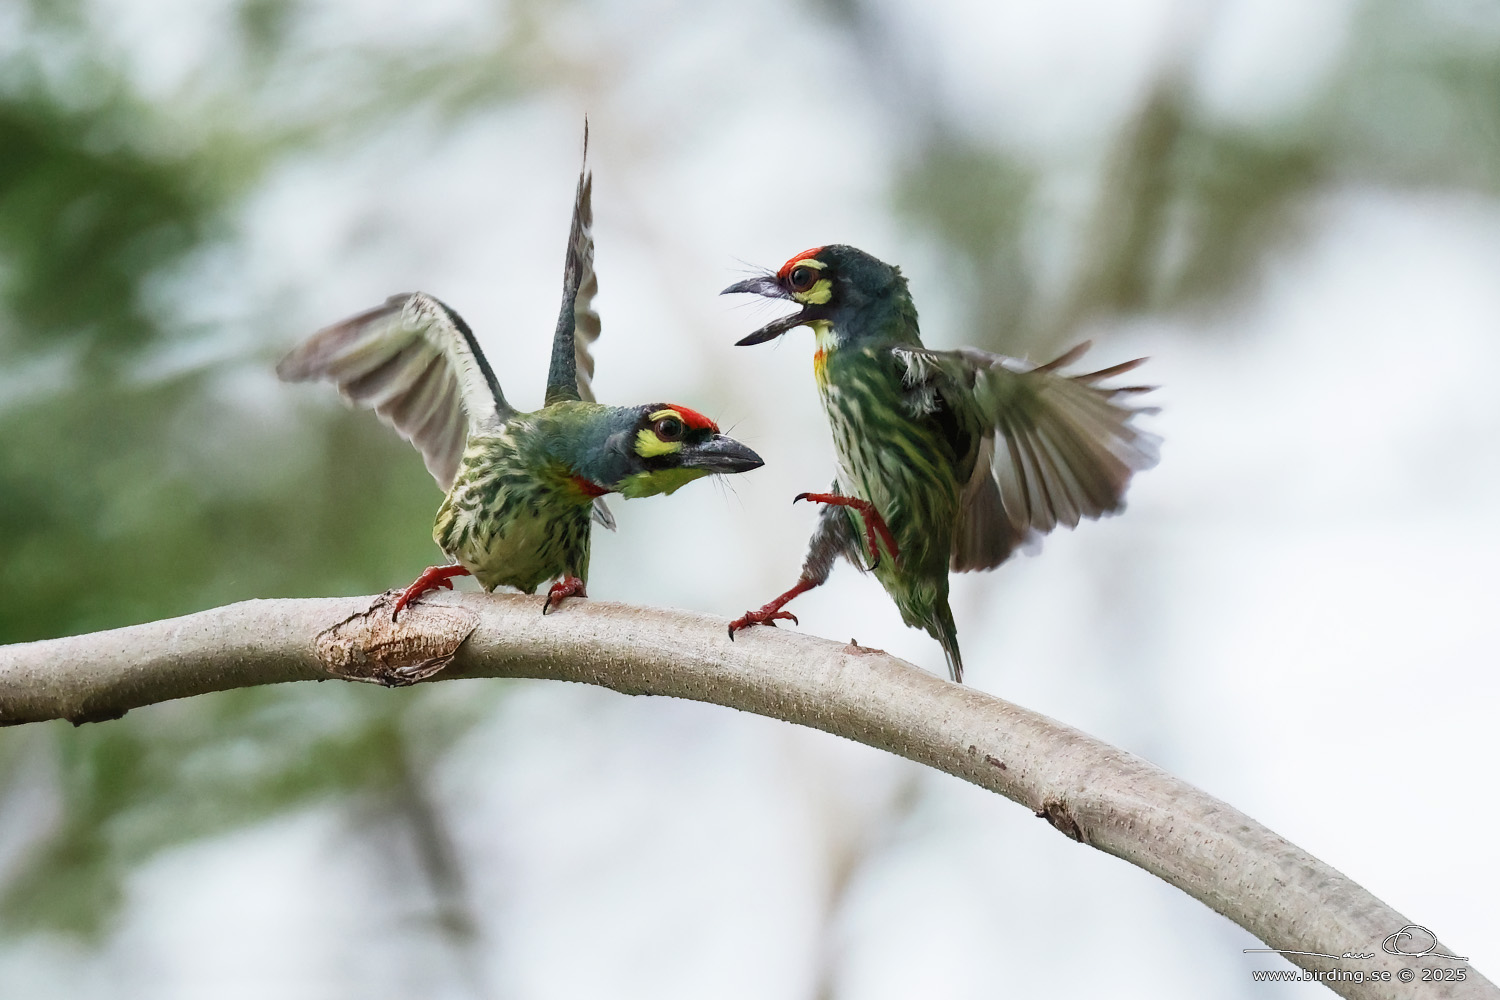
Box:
543;139;601;407
276;292;514;491
894;341;1160;572
542;128;613;529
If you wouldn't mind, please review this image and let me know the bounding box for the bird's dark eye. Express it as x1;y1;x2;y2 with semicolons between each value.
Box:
653;416;685;441
788;265;818;293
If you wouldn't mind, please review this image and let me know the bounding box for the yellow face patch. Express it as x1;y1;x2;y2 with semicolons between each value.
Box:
635;408;686;458
794;276;832;305
634;427;680;458
785;257;832;306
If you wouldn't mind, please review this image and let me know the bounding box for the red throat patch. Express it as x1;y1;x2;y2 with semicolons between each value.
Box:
777;247;826;280
663;405;719;433
570;475;609;498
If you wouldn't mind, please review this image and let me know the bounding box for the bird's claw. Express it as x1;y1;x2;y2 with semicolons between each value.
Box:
790;491;900;567
727;608;799;639
542;576;587;615
391;565;470;621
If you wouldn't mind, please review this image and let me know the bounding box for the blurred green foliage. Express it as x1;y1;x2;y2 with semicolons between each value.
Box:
2;0;1500;944
0;6;511;938
0;98;215;359
1;684;492;936
886;0;1500;350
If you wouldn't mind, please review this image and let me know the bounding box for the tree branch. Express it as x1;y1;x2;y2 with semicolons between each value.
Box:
0;593;1489;998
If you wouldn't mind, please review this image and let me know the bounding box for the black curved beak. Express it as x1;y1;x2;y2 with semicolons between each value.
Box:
722;274;789;299
678;434;765;474
723;275;815;346
737;310;814;346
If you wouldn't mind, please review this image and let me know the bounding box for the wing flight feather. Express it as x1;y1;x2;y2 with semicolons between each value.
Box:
895;342;1159;572
277;292;514;491
545;136;602;406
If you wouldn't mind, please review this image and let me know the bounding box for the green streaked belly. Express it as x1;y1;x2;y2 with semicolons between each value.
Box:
818;349;961;573
434;437;591;594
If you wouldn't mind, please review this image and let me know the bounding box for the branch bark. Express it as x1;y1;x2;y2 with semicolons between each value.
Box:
0;592;1489;999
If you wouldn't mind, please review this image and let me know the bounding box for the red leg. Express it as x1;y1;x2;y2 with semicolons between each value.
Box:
392;564;472;621
794;492;899;569
543;575;587;615
728;577;818;639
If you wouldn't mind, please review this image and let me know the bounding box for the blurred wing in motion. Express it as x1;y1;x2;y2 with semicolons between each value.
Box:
544;136;602;407
277;292;514;491
894;342;1160;572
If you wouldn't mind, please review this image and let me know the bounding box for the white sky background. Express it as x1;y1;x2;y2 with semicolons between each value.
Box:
2;0;1498;995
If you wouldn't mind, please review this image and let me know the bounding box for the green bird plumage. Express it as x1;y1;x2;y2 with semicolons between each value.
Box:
277;140;763;617
724;244;1159;682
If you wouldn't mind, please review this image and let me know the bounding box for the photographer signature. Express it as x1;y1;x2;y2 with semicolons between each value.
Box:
1242;923;1467;963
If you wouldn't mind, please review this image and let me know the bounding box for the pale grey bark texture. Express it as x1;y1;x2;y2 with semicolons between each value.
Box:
0;592;1490;1000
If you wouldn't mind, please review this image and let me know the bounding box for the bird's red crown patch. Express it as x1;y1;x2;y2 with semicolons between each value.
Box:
665;405;718;433
778;247;826;280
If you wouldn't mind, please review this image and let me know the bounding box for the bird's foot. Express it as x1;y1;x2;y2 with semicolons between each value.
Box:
543;576;587;615
794;492;900;569
727;605;799;637
392;564;472;621
727;578;817;640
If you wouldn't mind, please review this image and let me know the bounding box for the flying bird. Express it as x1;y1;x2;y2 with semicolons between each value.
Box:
723;244;1158;682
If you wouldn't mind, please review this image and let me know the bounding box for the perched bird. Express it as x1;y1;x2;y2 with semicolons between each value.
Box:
278;148;764;619
723;244;1159;682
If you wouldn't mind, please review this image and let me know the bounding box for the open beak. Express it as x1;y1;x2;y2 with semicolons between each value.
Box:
722;274;814;346
677;434;765;474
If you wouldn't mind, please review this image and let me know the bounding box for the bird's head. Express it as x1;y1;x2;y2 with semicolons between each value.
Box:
593;404;763;499
722;244;905;346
